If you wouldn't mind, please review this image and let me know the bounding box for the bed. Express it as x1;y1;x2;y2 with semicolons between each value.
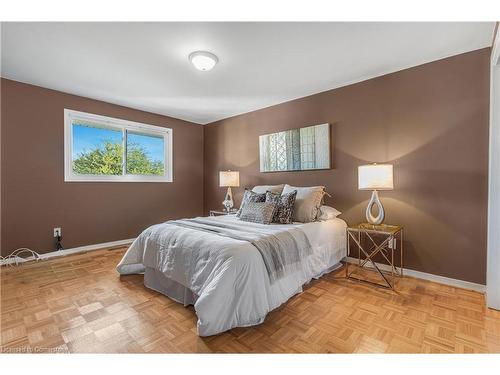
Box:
117;214;347;336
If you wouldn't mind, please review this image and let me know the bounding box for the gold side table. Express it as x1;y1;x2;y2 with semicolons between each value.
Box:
209;209;237;216
346;223;404;289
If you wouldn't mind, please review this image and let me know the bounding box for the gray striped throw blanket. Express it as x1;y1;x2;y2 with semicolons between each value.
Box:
170;218;313;283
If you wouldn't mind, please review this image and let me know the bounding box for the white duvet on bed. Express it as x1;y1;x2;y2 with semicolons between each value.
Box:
117;215;347;336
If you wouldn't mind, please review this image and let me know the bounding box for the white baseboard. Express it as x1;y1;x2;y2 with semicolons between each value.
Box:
346;256;486;293
0;238;134;266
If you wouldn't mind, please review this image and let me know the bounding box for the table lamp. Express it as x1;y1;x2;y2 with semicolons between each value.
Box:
219;170;240;212
358;164;393;225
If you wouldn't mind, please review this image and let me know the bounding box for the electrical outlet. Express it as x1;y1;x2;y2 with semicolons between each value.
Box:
388;238;396;249
54;227;62;238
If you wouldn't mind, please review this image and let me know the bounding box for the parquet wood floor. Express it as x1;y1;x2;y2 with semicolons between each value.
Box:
1;247;499;353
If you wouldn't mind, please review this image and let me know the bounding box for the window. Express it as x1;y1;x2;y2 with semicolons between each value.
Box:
64;109;172;182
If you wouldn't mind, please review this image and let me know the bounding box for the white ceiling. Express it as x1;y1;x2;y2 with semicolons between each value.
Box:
1;22;495;124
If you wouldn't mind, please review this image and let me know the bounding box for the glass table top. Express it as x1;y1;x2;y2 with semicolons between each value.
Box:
347;223;403;235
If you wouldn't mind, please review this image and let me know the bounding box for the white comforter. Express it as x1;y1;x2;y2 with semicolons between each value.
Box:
117;215;347;336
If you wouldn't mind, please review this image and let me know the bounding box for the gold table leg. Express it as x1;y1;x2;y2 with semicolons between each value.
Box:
346;231;393;289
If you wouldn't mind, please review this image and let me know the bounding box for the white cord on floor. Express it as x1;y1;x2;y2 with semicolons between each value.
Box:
0;248;41;267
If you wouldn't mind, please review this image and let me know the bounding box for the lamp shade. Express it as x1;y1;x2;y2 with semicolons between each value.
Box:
358;164;393;190
219;170;240;187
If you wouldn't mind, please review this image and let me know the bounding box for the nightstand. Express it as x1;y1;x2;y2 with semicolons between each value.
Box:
209;209;238;216
346;223;404;289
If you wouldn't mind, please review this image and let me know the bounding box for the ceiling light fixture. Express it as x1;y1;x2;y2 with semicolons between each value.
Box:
189;51;218;71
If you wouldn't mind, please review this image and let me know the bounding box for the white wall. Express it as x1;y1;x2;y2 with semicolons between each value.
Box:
487;26;500;310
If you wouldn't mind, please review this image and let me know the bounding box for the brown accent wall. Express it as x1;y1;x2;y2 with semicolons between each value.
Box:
204;48;490;284
1;79;204;255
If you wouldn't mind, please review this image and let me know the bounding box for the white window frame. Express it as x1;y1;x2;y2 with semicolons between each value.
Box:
64;109;173;182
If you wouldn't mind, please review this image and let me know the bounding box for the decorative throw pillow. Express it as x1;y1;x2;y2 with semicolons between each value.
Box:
252;184;285;195
265;190;297;224
239;201;277;224
236;189;266;217
282;184;325;223
316;205;342;221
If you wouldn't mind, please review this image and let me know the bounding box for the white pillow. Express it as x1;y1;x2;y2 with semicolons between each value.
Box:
252;184;285;195
316;205;342;221
282;184;325;223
